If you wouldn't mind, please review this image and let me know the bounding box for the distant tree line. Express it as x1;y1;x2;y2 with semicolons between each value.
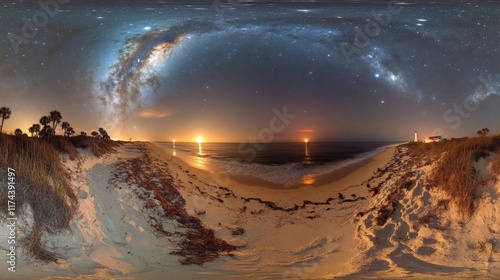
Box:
0;106;111;140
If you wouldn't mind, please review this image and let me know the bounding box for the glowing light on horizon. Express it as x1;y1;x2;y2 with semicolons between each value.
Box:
173;139;176;148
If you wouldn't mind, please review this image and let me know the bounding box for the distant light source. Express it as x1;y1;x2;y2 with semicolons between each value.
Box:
305;139;309;143
173;139;176;148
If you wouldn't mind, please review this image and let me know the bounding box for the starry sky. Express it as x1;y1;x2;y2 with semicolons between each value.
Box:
1;1;500;142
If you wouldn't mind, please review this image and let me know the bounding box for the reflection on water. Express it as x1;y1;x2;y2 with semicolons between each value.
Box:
304;143;312;165
302;141;314;184
301;174;315;185
155;141;390;188
196;155;205;168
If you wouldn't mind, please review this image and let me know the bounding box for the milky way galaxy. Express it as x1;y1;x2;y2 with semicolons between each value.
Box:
2;1;500;141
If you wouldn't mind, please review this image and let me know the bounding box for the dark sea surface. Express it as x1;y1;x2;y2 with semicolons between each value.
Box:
154;142;396;187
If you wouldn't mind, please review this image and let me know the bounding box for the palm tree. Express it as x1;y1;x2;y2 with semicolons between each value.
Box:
39;116;51;138
99;127;110;140
91;131;99;138
66;127;75;137
40;116;50;127
0;107;12;133
33;124;40;137
29;124;42;137
477;128;490;137
49;110;62;135
62;121;70;136
39;126;54;138
29;125;35;137
80;131;87;137
14;128;22;136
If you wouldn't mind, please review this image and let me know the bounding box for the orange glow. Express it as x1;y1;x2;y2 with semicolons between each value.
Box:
197;136;203;155
302;174;315;185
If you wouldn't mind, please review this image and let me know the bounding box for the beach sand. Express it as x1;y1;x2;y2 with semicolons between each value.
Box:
1;142;499;279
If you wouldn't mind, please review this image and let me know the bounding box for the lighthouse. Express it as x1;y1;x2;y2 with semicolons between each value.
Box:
414;131;418;142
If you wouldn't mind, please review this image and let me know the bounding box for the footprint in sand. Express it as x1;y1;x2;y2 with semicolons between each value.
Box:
410;185;422;198
416;246;436;256
422;238;437;245
420;192;431;205
364;217;373;228
394;221;409;239
374;223;396;247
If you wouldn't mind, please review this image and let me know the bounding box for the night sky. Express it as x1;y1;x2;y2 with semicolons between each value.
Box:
1;1;500;142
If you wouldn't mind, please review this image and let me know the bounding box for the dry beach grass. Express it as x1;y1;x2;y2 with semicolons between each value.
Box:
1;135;500;278
0;134;118;262
405;136;500;218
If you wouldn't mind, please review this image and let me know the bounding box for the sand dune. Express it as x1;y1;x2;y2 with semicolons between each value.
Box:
1;142;499;279
349;147;500;279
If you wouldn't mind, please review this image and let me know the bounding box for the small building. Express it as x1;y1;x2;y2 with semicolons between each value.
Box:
424;136;444;143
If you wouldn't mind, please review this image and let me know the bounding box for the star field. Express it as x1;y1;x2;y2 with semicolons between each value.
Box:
1;1;500;141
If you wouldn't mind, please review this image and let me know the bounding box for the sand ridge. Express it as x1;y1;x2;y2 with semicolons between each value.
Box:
1;142;499;279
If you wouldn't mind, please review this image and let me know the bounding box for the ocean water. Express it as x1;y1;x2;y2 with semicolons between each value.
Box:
154;142;395;187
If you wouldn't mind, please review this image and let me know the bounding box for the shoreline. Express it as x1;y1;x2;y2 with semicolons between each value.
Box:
0;141;408;279
4;140;498;279
153;142;400;191
145;142;404;278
